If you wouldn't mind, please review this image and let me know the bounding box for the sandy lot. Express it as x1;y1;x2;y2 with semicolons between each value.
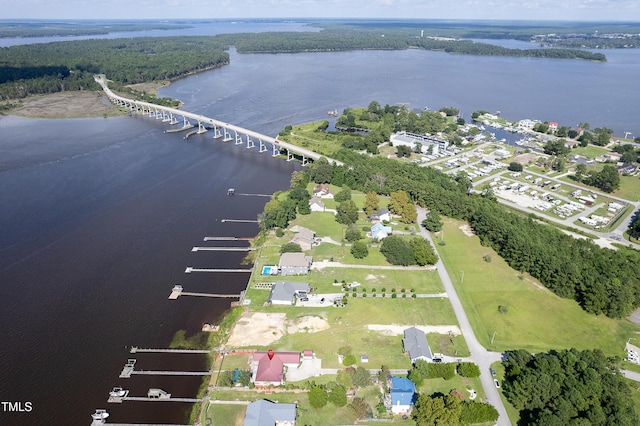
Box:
367;324;462;336
225;312;330;347
8;91;122;118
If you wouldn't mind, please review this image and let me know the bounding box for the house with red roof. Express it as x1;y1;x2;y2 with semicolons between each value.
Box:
251;350;301;387
548;122;558;132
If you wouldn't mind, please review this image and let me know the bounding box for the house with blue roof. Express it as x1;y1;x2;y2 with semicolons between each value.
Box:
389;376;416;414
370;222;392;241
244;399;297;426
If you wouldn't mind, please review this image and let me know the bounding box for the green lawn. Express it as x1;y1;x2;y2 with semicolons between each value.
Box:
616;175;640;202
202;401;246;426
244;297;458;369
282;121;346;156
434;218;640;355
570;145;610;159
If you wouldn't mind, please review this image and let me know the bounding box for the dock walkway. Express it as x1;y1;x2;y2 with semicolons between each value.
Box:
191;246;256;252
131;370;213;376
185;267;252;273
129;347;210;354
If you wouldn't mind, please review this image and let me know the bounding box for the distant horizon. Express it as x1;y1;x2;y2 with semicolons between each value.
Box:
1;0;639;22
1;17;640;24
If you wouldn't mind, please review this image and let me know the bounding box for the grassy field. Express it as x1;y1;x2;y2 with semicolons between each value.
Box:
434;218;640;355
202;401;246;426
245;297;460;369
570;145;610;159
281;121;346;156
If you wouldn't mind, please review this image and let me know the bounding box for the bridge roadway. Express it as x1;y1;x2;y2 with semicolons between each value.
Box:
94;75;342;166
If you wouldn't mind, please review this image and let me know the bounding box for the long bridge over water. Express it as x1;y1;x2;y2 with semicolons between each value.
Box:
95;75;342;166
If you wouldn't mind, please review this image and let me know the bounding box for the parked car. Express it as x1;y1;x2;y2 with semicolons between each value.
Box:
494;379;500;388
490;368;496;377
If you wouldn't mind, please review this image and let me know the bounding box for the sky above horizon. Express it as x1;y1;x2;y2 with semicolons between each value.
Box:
1;0;639;21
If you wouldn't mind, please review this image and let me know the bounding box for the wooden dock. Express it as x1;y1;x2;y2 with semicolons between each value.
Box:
203;237;251;241
237;193;272;198
131;370;213;376
170;291;241;300
129;347;210;354
220;219;259;223
122;396;203;403
184;267;252;273
191;246;256;252
119;359;136;378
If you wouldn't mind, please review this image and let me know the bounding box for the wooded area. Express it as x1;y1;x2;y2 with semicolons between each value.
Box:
502;348;637;424
0;37;229;101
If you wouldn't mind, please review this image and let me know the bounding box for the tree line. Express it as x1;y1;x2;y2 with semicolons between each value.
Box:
213;30;606;61
0;37;229;101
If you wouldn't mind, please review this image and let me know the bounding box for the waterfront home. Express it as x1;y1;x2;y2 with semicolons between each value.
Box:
402;327;433;363
251;350;301;387
548;122;558;132
309;196;326;212
312;184;334;199
244;399;297;426
388;376;417;414
268;282;310;306
278;253;312;276
290;226;316;251
370;222;392;241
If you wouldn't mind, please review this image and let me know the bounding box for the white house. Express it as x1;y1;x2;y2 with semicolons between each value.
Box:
369;208;390;223
309;197;325;212
312;184;334;199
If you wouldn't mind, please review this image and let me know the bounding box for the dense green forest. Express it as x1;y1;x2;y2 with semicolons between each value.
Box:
294;148;640;319
502;348;637;425
0;37;229;101
0;21;191;38
214;31;605;61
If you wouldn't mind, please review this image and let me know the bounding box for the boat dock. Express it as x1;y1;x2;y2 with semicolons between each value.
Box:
121;396;203;403
119;359;137;378
184;267;252;273
129;347;210;354
237;193;272;197
191;246;255;252
164;124;194;133
220;219;259;223
131;370;213;376
203;236;252;241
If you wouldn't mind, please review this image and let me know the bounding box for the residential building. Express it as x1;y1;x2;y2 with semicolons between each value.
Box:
402;327;433;363
268;282;310;306
370;222;392;240
389;376;416;414
548;121;558;132
244;399;297;426
278;253;312;276
619;163;638;175
369;208;390;223
389;131;448;154
626;342;640;364
312;184;334;199
309;197;325;212
290;226;316;251
251;350;301;387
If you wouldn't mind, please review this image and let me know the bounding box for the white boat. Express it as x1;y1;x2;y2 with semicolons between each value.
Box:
92;409;109;420
109;387;127;397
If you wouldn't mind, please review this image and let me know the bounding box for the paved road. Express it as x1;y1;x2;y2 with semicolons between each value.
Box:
622;369;640;382
417;207;510;426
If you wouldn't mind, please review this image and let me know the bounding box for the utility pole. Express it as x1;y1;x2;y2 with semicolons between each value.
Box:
491;331;497;345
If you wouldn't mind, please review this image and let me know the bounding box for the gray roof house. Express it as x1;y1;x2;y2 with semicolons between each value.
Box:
244;399;297;426
402;326;433;363
290;226;316;251
268;282;310;306
309;197;326;212
278;253;312;276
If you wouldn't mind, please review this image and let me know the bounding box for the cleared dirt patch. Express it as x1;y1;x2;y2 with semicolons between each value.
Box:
459;224;475;237
225;312;331;347
9;91;121;118
287;316;330;334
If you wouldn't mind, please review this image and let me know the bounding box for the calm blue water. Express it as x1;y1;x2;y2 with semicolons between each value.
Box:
1;21;639;425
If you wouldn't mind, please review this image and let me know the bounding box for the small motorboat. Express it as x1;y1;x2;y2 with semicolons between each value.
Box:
109;387;127;398
91;409;109;420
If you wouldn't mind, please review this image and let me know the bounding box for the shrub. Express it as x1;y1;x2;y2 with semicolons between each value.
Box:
350;240;369;259
391;293;397;299
309;386;328;408
280;242;302;253
329;385;348;407
457;362;481;378
275;228;284;237
460;402;499;424
343;353;357;366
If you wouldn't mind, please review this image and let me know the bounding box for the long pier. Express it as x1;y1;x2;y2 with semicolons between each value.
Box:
95;74;343;167
122;397;204;403
191;246;256;252
129;347;210;354
220;219;259;223
131;370;213;376
185;267;252;273
203;237;252;241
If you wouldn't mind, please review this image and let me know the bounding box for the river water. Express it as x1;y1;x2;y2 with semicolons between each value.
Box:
1;21;639;426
